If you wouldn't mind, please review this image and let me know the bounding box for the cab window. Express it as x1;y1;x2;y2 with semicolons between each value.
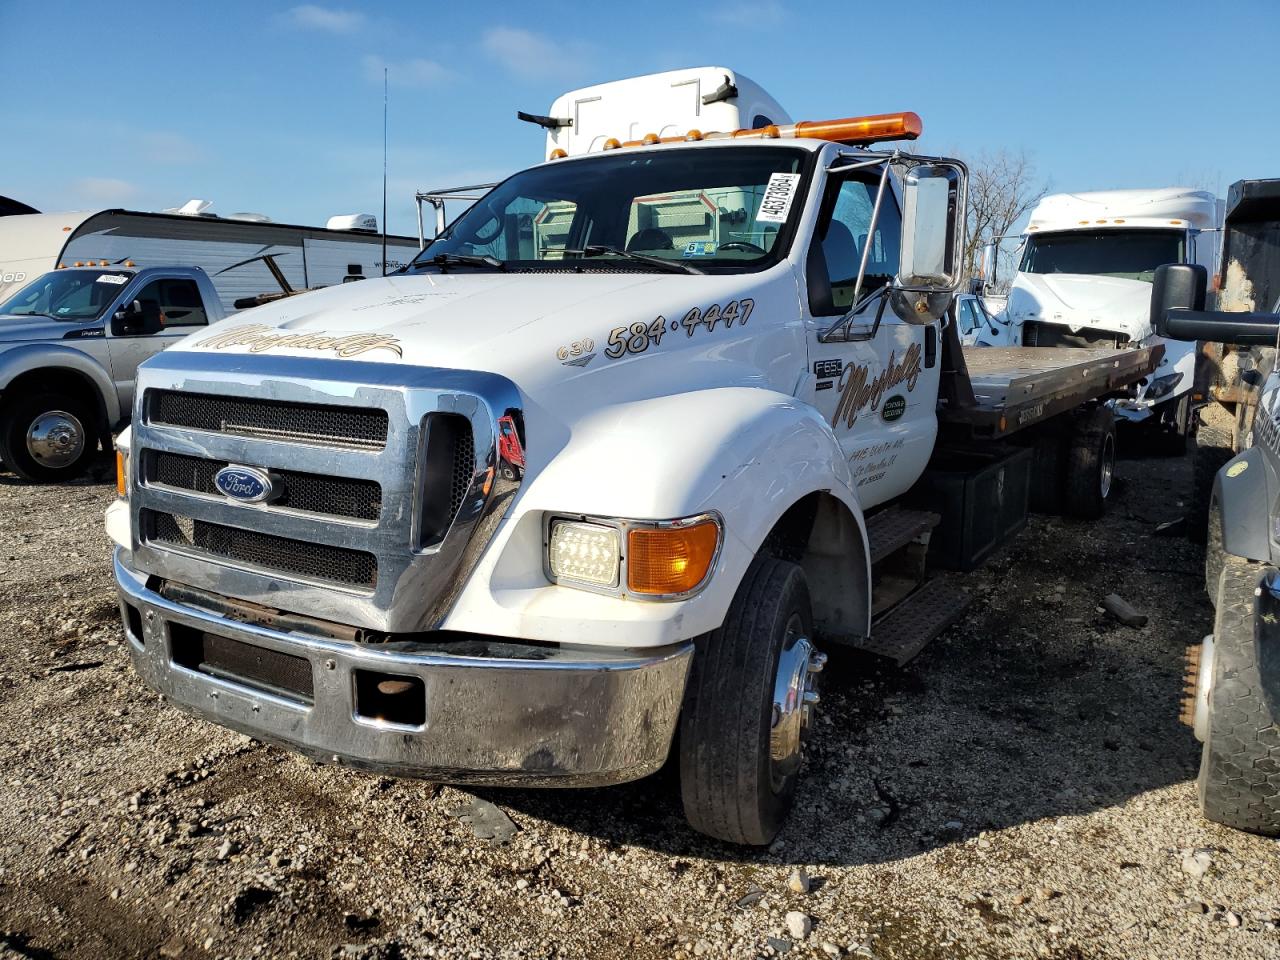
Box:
809;176;902;316
128;278;208;330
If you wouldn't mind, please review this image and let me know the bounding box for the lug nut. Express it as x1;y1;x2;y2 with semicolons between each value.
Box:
802;690;820;706
807;652;828;674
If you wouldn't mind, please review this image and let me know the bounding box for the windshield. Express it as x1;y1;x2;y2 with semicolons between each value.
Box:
0;269;134;321
415;146;811;274
1019;229;1185;282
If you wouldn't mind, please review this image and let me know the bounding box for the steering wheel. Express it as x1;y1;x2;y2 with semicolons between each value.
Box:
717;240;767;254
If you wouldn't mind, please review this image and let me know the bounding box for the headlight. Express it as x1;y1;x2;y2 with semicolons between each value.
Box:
1145;372;1183;401
545;513;722;599
547;520;621;588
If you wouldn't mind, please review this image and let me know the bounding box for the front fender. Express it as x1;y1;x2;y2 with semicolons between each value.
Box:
0;342;120;426
1213;446;1274;564
444;386;866;647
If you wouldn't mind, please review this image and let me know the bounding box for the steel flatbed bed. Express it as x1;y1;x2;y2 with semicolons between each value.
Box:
939;344;1165;439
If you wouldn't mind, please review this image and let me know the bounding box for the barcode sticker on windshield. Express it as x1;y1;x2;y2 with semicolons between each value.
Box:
756;172;801;224
96;273;128;285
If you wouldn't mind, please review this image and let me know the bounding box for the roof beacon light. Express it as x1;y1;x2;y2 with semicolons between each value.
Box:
608;111;922;151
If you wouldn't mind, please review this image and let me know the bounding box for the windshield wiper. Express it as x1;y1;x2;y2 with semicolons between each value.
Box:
411;252;507;272
566;245;704;275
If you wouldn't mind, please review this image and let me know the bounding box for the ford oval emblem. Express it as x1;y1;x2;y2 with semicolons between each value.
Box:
214;465;277;504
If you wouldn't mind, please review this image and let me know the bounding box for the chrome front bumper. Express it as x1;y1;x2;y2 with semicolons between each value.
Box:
115;551;692;786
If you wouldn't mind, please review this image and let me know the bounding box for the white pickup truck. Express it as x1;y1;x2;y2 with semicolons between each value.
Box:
105;71;1162;844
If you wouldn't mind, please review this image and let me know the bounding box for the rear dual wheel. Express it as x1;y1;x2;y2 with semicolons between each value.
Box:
1063;405;1116;520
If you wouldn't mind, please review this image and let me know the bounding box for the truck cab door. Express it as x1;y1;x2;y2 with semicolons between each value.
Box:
804;169;939;508
107;276;211;415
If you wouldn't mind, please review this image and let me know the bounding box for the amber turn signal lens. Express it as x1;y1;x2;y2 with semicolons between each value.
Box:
627;521;719;596
115;450;127;497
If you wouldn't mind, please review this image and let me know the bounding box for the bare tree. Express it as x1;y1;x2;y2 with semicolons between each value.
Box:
963;150;1047;291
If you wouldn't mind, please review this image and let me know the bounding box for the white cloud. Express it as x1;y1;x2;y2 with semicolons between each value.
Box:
705;1;787;26
362;54;454;88
140;132;206;165
72;178;139;204
481;26;594;80
285;4;364;33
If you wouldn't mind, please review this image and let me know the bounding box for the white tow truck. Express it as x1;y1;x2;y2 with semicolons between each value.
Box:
998;188;1221;450
105;70;1163;844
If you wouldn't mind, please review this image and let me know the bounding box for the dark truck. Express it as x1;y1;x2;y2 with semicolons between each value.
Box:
1188;179;1280;540
1152;260;1280;836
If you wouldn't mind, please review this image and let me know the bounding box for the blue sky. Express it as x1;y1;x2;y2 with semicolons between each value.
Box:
3;0;1277;237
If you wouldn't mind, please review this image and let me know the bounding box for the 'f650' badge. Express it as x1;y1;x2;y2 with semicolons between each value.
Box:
214;465;278;503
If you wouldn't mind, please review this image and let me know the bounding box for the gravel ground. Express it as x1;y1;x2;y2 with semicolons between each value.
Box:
1;446;1279;960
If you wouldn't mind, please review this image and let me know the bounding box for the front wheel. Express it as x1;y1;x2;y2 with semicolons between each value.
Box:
679;557;825;845
1198;555;1280;836
0;393;97;482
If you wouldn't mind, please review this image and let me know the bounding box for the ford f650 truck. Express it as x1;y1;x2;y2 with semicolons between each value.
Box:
104;77;1162;844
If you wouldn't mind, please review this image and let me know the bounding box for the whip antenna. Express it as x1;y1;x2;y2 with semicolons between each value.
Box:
381;66;388;276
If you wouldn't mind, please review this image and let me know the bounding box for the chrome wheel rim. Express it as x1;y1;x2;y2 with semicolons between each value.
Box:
769;617;825;792
1100;433;1115;499
26;410;86;468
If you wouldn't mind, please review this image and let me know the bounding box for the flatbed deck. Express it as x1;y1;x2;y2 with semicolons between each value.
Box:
939;345;1164;438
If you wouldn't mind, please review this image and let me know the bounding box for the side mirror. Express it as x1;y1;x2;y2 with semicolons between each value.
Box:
893;161;965;324
1150;263;1207;328
114;299;163;335
979;241;997;285
1153;262;1279;344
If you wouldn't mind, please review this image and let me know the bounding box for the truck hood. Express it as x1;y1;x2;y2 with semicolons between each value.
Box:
1004;273;1153;340
167;269;797;412
0;315;103;344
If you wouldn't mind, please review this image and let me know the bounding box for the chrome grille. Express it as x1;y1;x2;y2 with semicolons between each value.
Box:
145;510;377;589
450;429;476;522
129;352;522;633
145;450;381;521
149;389;388;450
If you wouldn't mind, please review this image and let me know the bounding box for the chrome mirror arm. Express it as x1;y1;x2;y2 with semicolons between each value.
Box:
818;285;892;343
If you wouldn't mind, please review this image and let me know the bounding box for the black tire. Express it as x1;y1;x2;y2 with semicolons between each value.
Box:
0;392;97;482
1153;393;1191;457
1190;407;1235;544
1199;555;1280;836
679;557;818;845
1063;405;1116;520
